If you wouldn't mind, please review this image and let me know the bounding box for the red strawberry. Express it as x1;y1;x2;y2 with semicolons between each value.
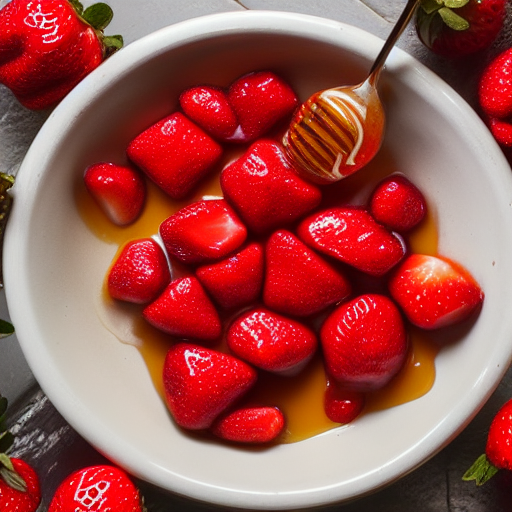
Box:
488;117;512;147
196;242;264;310
163;343;257;430
463;398;512;485
159;199;247;265
227;308;318;375
297;207;406;277
324;379;365;424
179;85;238;140
107;238;170;304
0;457;41;512
227;70;299;143
127;112;223;199
415;0;506;59
84;162;146;226
263;230;351;317
320;294;408;392
388;254;484;329
220;140;322;234
479;48;512;120
211;406;285;444
48;465;143;512
143;276;221;342
368;174;427;232
0;0;122;110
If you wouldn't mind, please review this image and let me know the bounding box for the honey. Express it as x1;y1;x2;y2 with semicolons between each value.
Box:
79;150;439;445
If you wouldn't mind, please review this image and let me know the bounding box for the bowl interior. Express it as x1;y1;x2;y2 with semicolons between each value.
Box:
5;11;512;510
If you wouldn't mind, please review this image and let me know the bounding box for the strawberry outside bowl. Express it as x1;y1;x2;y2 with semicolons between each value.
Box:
4;10;512;511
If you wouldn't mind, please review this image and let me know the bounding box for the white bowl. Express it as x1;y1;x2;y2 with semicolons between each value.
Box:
5;11;512;510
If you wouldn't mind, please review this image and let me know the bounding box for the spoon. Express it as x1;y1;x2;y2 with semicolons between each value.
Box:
282;0;419;184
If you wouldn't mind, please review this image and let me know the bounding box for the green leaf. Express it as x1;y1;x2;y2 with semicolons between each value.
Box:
462;453;500;485
68;0;84;15
83;3;114;31
443;0;470;8
0;431;14;454
0;397;7;419
420;0;443;14
102;34;124;55
439;6;470;30
0;320;14;339
0;462;27;493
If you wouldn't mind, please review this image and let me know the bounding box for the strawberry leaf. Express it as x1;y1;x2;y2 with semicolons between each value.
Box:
420;0;444;14
444;0;469;8
438;6;470;30
0;320;14;338
102;34;124;57
462;453;500;485
0;457;27;493
0;431;14;454
68;0;84;15
83;3;114;31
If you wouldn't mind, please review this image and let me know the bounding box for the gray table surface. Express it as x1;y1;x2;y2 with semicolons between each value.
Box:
2;1;512;510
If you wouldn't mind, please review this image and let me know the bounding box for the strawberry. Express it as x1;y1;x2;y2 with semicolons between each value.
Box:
48;465;144;512
143;276;221;342
297;207;406;277
159;199;247;265
324;379;365;424
211;406;285;444
463;398;512;485
368;174;427;232
127;112;223;199
179;85;238;140
0;0;123;110
263;230;351;317
415;0;506;59
196;242;264;310
84;162;146;226
320;294;408;392
227;70;299;143
227;308;318;375
388;254;484;329
220;140;322;234
107;238;170;304
163;343;257;430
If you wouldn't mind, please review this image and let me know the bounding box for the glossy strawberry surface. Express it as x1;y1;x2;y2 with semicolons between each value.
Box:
0;458;41;512
324;380;365;424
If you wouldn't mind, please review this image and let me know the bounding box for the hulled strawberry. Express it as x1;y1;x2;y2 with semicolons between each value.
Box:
369;174;427;232
227;308;317;375
84;162;146;226
48;465;144;512
211;406;285;444
179;85;238;140
227;70;299;142
388;254;484;329
196;242;264;309
127;112;223;199
0;0;123;110
415;0;506;58
297;207;406;276
324;379;365;424
143;276;221;342
159;199;247;265
163;343;257;430
221;140;322;233
320;294;408;392
263;230;351;317
107;238;170;304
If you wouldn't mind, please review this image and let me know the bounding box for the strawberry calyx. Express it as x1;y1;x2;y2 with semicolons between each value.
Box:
462;453;500;485
68;0;123;57
419;0;470;31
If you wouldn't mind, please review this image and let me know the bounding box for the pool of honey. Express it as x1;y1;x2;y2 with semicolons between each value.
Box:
77;152;439;444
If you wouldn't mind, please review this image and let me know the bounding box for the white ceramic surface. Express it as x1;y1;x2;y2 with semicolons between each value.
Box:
5;11;512;510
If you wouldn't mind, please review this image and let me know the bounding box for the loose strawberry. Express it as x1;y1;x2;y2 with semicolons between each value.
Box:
463;398;512;485
324;379;365;424
227;307;318;375
221;140;322;234
84;162;146;226
227;70;299;143
163;343;257;430
297;207;406;276
388;254;484;329
0;0;123;110
263;230;351;317
320;294;408;392
415;0;506;59
48;465;144;512
107;238;170;304
196;242;264;310
143;276;221;342
179;85;238;140
369;174;427;232
127;112;223;199
159;199;247;265
211;406;285;444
